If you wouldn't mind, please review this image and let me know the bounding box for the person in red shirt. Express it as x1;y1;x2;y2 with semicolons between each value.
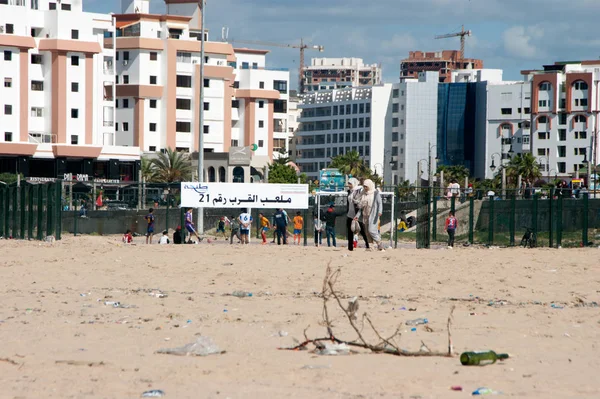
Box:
122;229;133;244
445;211;458;248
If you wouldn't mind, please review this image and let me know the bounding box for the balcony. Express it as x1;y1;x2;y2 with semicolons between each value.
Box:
103;121;114;127
28;132;55;144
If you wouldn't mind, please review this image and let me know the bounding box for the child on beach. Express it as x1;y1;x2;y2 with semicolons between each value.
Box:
293;211;303;245
258;212;271;244
215;216;227;239
185;208;202;243
122;229;133;244
159;230;170;244
238;209;252;244
145;208;155;244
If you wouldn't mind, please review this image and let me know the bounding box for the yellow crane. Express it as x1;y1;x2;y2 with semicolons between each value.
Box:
435;25;472;61
226;38;324;93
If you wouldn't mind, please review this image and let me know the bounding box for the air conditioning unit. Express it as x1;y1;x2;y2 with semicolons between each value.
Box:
123;60;128;66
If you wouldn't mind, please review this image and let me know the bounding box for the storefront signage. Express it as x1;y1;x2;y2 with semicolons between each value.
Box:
64;173;89;181
27;177;57;183
95;178;121;184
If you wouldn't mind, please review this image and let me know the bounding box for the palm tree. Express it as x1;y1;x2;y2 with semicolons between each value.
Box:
140;156;156;182
395;179;416;200
150;148;193;183
330;151;370;178
436;164;470;184
506;153;541;184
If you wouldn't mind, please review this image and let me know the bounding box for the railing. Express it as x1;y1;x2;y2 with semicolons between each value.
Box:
103;121;114;127
28;133;55;144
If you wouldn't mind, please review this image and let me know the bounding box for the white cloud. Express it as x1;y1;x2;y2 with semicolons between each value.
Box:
502;26;544;60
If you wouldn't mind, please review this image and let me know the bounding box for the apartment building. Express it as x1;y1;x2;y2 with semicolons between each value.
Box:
296;85;392;181
0;0;139;180
112;0;290;182
522;61;600;181
302;57;381;94
401;50;483;83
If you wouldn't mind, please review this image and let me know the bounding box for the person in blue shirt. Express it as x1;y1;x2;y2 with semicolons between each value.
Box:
273;208;288;245
145;208;155;244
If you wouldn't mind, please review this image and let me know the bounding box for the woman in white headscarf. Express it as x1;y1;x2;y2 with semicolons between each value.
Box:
346;178;370;251
355;179;384;251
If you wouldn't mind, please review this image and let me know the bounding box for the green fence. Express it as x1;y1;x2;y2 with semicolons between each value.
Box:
394;187;599;249
0;181;63;241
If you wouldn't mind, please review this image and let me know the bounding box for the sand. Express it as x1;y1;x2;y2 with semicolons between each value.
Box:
1;235;599;399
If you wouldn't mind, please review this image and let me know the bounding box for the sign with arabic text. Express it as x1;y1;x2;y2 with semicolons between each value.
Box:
180;183;309;209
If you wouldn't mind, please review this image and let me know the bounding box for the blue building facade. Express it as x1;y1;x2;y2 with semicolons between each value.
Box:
437;83;479;175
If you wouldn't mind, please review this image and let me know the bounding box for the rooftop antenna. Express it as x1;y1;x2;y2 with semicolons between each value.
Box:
221;26;229;42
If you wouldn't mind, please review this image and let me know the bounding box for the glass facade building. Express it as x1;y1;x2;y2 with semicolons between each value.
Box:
437;83;478;175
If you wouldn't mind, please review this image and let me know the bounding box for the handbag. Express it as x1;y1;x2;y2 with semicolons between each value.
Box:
351;219;361;233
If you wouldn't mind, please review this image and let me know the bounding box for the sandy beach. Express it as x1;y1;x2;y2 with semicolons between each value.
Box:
1;235;599;398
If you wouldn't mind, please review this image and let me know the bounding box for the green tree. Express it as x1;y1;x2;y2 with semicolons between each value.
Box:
150;148;193;183
268;163;302;184
506;153;541;185
437;164;470;184
140;156;156;182
330;150;370;178
273;148;290;165
395;179;416;200
0;173;24;186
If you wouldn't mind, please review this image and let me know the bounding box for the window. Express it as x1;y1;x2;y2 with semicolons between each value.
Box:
392;132;398;142
575;98;589;107
259;81;265;89
346;105;351;114
560;99;566;109
274;100;287;113
352;132;357;142
537;132;549;140
61;3;71;10
123;75;129;84
31;54;43;64
115;123;119;131
123;99;129;108
359;118;364;128
116;52;119;61
71;82;79;92
203;102;209;111
231;100;239;108
352;104;358;114
115;100;119;108
6;24;14;34
258;139;264;148
71;135;78;145
30;107;43;117
150;99;157;108
123;51;129;61
352;118;357;128
4;51;12;61
241;62;249;69
574;114;586;123
123;122;129;131
259;120;264;128
399;133;403;140
71;55;79;66
558;129;566;141
558;146;566;158
49;2;56;9
149;146;157;152
332;106;338;116
401;119;404;125
231;139;239;147
574;131;587;139
4;105;12;115
258;101;264;109
392;89;399;98
392;118;399;127
116;75;119;84
4;78;12;88
273;80;287;93
558;162;566;174
4;132;12;142
539;82;551;91
392;146;398;156
339;133;344;143
365;117;370;127
358;132;364;141
537;148;547;156
203;79;210;88
392;103;399;113
524;107;530;114
523;136;530;145
574;148;587;156
71;30;79;40
150;52;158;61
71;109;79;118
339;106;345;115
176;51;191;63
149;123;156;132
501;108;512;115
538;100;548;107
558;113;567;125
574;81;588;90
366;103;371;113
31;80;43;91
252;62;258;69
332;134;338;143
346;133;351;142
176;75;192;88
150;76;157;85
176;121;191;132
203;125;209;134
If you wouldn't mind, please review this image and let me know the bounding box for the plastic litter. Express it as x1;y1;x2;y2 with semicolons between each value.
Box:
410;327;417;332
472;387;500;395
156;336;224;357
451;386;463;391
232;290;253;298
550;303;564;309
142;390;165;397
316;342;350;356
405;318;428;326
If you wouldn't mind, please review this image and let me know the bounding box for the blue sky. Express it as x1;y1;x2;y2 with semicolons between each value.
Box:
86;0;600;87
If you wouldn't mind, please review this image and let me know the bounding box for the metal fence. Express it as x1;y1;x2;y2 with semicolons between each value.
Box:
0;181;63;241
392;187;600;249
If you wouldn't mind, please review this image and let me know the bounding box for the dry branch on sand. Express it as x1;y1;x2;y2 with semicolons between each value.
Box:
281;263;456;357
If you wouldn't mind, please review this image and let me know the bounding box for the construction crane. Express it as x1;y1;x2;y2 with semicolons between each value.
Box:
435;25;472;61
225;37;324;93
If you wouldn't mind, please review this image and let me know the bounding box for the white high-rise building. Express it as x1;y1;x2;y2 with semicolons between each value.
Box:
0;0;138;180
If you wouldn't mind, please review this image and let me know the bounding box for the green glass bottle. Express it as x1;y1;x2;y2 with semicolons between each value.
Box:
460;351;509;366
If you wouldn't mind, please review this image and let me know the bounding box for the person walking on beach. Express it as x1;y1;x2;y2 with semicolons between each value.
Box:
273;208;288;245
323;203;341;247
185;208;202;243
313;213;324;246
445;211;458;248
145;208;155;244
258;212;271;245
238;208;252;245
355;179;384;251
346;178;369;251
215;216;228;240
292;211;304;245
229;214;241;244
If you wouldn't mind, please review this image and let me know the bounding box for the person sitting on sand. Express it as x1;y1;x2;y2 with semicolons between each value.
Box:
159;230;170;245
173;226;182;245
122;229;133;244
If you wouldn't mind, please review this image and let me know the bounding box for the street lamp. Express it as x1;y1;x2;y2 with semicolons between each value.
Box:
490;152;506;198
